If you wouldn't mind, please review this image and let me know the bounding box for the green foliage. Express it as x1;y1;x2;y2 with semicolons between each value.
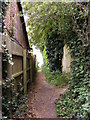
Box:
22;2;71;47
22;2;72;71
42;65;69;87
46;25;64;71
1;2;29;118
0;1;9;33
42;46;47;66
2;40;27;119
23;2;90;119
57;2;90;119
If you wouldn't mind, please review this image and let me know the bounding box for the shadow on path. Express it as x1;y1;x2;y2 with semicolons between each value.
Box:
27;70;68;118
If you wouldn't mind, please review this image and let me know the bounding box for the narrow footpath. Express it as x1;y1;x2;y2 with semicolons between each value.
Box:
27;70;68;118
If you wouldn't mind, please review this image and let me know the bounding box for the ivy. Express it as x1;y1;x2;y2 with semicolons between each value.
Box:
23;2;90;119
46;25;64;71
2;40;28;119
22;2;71;72
1;2;27;118
57;2;90;119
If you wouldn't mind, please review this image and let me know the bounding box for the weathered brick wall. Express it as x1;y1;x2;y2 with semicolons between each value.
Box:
4;1;27;49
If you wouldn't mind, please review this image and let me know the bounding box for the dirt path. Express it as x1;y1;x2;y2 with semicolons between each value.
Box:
27;70;68;118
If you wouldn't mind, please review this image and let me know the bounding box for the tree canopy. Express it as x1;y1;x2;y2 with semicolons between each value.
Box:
22;2;89;119
22;2;74;47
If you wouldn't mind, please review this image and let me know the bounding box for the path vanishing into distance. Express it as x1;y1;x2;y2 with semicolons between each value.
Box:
27;70;68;118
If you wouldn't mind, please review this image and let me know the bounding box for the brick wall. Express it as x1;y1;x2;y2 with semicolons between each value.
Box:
4;1;28;49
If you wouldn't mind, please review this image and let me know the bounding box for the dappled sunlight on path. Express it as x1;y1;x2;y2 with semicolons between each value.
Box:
27;70;68;118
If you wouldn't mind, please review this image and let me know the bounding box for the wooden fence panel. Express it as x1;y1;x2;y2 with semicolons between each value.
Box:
23;49;27;94
0;53;2;85
11;41;23;56
0;33;2;53
0;33;36;96
1;34;23;56
12;55;23;75
0;33;36;118
30;53;33;82
0;52;2;119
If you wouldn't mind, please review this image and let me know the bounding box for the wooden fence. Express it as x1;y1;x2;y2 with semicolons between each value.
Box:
0;32;36;96
0;33;2;119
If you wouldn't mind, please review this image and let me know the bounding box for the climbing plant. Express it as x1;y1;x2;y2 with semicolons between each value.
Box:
2;41;17;119
46;25;64;71
23;1;90;119
22;2;72;71
1;2;28;119
57;2;90;119
2;40;28;119
0;1;9;33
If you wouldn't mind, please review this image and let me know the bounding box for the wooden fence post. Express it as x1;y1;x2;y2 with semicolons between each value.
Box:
0;53;2;82
32;55;34;81
0;33;2;119
30;53;33;82
23;49;27;94
34;55;36;73
0;52;2;119
6;38;13;118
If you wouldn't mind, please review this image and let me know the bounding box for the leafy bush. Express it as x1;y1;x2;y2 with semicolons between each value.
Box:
57;2;90;119
42;65;69;87
23;2;89;119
